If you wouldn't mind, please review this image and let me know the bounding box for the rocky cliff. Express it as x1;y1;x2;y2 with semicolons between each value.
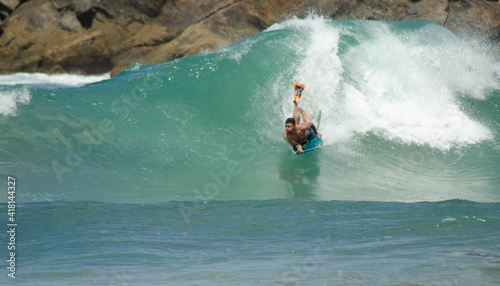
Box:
0;0;498;76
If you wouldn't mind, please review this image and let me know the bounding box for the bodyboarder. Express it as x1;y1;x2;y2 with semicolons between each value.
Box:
283;83;322;154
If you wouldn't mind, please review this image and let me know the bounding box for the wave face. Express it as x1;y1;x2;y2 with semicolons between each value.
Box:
1;17;499;203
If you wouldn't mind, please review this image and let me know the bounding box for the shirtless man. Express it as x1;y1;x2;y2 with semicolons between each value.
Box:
283;101;322;154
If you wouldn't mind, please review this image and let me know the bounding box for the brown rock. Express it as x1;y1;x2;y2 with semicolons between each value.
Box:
57;11;83;32
284;0;411;21
402;0;449;25
111;0;303;76
135;0;237;44
445;1;500;38
0;0;166;74
0;0;20;11
0;0;499;76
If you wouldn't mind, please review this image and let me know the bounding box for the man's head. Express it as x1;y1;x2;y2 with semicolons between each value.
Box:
285;117;296;134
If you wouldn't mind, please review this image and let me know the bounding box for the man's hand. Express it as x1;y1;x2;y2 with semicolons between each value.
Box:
296;144;304;154
317;132;322;138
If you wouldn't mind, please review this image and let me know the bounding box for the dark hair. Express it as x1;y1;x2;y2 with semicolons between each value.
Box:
285;118;295;125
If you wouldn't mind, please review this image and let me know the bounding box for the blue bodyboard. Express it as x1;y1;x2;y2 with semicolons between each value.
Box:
292;135;323;154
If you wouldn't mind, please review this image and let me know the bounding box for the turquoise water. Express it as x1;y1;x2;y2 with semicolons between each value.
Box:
0;17;499;284
4;200;500;285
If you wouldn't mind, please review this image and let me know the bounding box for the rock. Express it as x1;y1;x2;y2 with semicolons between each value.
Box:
57;11;82;32
0;0;498;76
402;0;449;25
445;1;500;38
112;0;303;76
284;0;411;21
127;0;238;46
0;0;20;12
0;0;165;74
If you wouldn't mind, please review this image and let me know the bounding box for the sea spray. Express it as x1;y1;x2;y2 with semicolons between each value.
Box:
266;17;498;149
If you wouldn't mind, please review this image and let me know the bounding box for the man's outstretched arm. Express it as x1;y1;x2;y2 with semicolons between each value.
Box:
284;137;303;152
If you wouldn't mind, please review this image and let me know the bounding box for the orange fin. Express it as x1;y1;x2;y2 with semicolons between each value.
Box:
293;82;305;102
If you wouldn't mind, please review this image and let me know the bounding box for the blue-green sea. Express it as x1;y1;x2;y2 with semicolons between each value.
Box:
0;17;499;285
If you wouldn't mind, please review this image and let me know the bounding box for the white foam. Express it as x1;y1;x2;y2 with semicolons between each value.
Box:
0;86;32;116
268;16;344;140
0;72;110;86
339;22;496;149
272;16;499;150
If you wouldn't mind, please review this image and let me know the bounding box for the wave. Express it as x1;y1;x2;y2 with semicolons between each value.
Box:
265;17;499;149
0;17;498;203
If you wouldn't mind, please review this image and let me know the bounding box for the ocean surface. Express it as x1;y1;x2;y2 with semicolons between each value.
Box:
0;16;499;285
